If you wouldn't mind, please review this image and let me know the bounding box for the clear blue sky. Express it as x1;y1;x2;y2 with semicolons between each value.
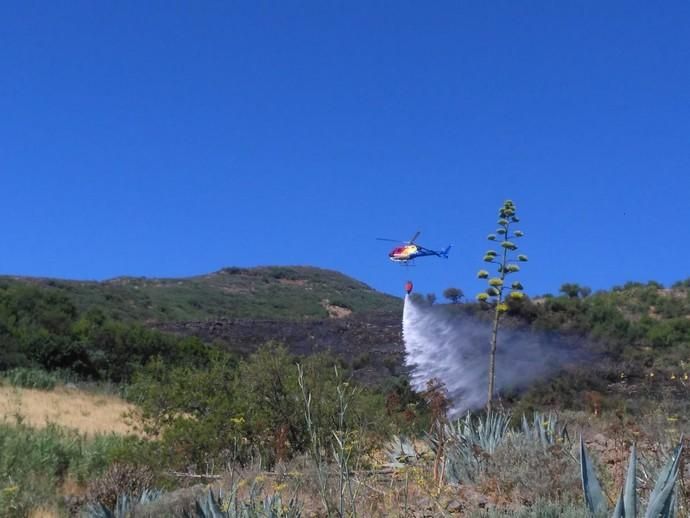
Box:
2;2;689;299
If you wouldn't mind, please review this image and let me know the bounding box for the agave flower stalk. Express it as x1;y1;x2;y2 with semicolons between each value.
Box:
476;200;528;412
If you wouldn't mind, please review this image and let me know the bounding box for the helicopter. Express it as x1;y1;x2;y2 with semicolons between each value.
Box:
377;231;451;264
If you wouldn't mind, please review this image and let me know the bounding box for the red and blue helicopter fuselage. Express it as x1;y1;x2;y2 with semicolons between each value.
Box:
388;243;451;263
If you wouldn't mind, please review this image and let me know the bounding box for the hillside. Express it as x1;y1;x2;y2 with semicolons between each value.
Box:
154;311;405;383
1;267;689;396
480;279;690;412
3;273;690;516
0;266;401;322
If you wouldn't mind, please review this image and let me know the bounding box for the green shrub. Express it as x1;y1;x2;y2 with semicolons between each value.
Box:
128;343;391;470
0;422;144;516
5;367;59;390
352;352;372;369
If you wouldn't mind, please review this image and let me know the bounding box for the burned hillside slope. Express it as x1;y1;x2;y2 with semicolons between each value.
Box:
152;311;405;381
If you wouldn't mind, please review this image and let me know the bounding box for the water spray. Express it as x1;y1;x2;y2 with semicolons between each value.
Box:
402;294;586;415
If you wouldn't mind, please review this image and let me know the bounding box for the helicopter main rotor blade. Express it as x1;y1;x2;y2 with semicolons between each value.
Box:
376;237;403;243
408;231;421;244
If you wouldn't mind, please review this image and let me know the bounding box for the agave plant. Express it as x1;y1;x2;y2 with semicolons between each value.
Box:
456;411;513;454
384;435;421;469
83;488;163;518
521;411;570;448
580;436;683;518
185;485;302;518
430;411;512;484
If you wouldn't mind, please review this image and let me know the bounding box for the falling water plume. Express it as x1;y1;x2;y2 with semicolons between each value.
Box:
402;295;586;415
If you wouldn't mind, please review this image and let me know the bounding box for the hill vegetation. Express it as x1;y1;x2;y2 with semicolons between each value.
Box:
2;268;690;516
416;279;690;413
516;279;690;376
0;266;401;322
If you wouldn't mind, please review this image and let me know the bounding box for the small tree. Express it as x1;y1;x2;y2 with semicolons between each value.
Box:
426;293;437;305
559;283;591;298
443;287;463;304
559;283;581;298
578;285;592;298
476;200;527;412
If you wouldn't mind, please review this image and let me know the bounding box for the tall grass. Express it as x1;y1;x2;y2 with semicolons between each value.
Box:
0;422;142;517
0;385;140;437
3;368;61;390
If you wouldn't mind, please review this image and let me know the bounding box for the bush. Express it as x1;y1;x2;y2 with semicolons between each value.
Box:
352;352;372;369
481;435;581;505
128;343;391;470
5;367;59;390
85;463;155;510
0;422;142;517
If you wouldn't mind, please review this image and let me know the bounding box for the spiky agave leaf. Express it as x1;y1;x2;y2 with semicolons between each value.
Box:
624;444;637;518
83;489;164;518
384;435;418;468
459;411;512;454
263;494;281;516
199;488;225;518
114;494;130;518
83;503;115;518
611;444;637;518
521;414;530;438
263;493;302;518
612;488;624;518
667;488;678;518
138;488;164;504
440;411;512;484
537;415;549;447
521;412;567;448
645;440;683;518
579;436;607;517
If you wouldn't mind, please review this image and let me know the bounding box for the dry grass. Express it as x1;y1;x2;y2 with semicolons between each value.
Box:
27;508;59;518
0;385;140;436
